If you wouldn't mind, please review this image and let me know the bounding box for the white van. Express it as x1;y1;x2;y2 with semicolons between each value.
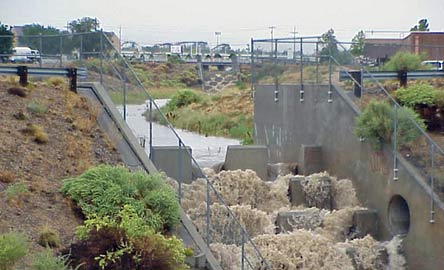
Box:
10;47;40;63
422;60;444;71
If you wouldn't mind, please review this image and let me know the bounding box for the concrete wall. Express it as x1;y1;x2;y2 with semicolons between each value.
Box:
224;145;268;180
254;84;444;270
152;146;193;184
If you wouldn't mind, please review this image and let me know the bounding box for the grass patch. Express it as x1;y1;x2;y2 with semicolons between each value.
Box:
151;89;254;144
38;226;60;248
23;124;49;144
27;101;48;115
0;232;28;270
31;249;72;270
5;182;28;202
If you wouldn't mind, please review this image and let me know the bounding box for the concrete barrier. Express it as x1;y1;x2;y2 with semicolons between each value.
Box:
152;146;193;184
224;145;268;180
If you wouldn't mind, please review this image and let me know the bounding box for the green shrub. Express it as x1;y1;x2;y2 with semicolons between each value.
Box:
384;51;423;71
395;83;438;107
0;232;28;270
61;165;179;232
166;89;202;110
354;100;425;150
31;249;72;270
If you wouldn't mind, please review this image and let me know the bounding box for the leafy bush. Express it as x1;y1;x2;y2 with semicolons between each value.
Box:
68;206;188;270
0;232;28;270
395;83;438;107
384;51;423;71
31;249;72;270
61;165;179;231
166;89;202;110
354;100;425;150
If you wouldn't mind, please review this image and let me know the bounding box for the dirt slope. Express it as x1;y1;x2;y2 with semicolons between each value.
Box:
0;77;121;267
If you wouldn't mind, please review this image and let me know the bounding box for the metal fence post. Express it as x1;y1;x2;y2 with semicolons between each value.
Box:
149;99;153;159
79;34;83;64
123;76;127;121
178;140;183;203
59;35;63;67
100;29;104;84
39;33;42;67
328;56;332;97
300;38;303;90
250;38;255;97
315;41;319;84
274;39;279;102
241;229;245;270
430;144;435;223
206;179;211;245
393;104;398;180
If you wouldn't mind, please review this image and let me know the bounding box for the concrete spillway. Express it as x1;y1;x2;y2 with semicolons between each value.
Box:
254;84;444;270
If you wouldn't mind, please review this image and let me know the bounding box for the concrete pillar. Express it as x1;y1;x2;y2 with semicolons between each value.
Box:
152;146;193;184
299;144;323;176
224;145;268;180
289;175;305;206
350;209;379;239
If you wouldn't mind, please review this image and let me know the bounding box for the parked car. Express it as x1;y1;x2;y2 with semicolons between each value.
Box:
10;47;40;63
421;60;444;71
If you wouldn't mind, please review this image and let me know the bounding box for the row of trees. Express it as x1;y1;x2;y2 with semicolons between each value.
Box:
0;17;106;56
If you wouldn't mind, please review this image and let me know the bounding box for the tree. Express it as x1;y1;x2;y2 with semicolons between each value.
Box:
350;30;365;56
68;17;100;33
410;19;429;31
319;29;352;65
0;22;13;61
19;24;61;54
69;17;102;55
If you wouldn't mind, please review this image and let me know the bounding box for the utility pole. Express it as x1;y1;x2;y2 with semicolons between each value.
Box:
269;26;276;52
290;26;298;60
119;25;122;53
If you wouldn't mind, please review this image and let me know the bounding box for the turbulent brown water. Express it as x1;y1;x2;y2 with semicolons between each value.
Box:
179;170;407;270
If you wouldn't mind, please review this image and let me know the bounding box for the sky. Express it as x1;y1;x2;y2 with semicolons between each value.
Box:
1;0;444;49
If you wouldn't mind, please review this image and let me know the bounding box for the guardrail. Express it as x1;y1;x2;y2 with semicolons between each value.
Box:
0;66;87;92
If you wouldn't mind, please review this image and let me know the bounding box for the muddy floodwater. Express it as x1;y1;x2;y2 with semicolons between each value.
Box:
117;99;240;168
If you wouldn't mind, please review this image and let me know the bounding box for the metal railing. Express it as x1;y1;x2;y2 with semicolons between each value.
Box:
251;37;444;224
0;32;270;269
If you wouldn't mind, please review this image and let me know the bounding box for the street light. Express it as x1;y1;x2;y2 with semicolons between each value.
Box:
215;32;221;47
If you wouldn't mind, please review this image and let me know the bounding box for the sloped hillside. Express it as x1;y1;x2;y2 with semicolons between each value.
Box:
0;76;121;267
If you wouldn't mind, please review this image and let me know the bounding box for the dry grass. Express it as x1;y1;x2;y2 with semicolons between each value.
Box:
0;170;16;183
22;124;49;144
38;226;60;248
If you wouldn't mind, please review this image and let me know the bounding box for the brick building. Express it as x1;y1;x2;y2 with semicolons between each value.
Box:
364;32;444;62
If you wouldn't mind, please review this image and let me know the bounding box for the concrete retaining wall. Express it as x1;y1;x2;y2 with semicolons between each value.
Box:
254;84;444;270
224;145;268;180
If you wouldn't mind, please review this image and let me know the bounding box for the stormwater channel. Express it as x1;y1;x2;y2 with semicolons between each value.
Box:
117;99;240;168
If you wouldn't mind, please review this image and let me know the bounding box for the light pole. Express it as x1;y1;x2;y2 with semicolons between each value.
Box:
215;32;221;47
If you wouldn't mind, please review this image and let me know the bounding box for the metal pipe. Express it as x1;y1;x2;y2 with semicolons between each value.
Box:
123;75;127;121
